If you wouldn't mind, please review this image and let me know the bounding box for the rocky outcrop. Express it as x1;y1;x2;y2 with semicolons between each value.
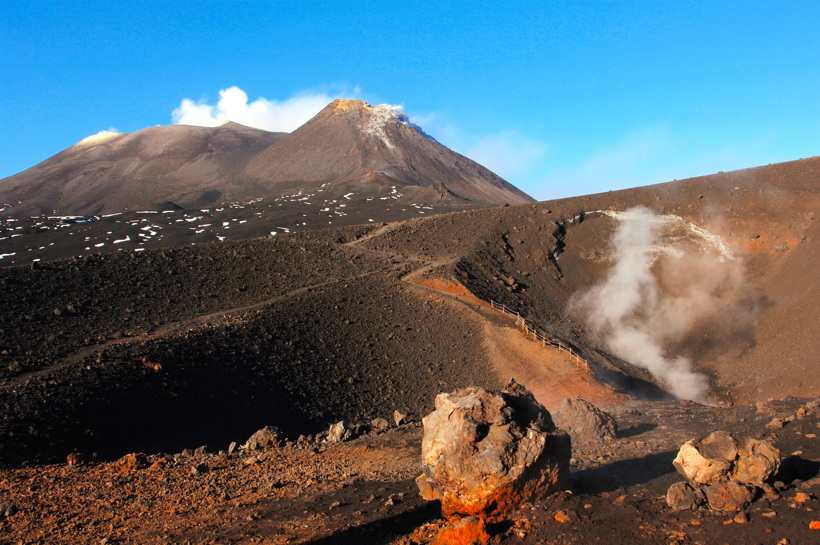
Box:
416;380;571;520
327;421;356;443
673;431;780;484
667;431;780;511
553;397;617;446
243;426;283;450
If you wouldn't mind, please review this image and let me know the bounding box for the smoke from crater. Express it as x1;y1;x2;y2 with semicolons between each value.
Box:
571;207;751;403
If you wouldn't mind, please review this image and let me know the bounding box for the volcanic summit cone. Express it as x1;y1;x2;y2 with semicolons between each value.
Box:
241;99;534;204
0;100;532;218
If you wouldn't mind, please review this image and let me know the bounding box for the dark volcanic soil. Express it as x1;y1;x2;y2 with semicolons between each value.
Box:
0;398;817;544
0;157;817;543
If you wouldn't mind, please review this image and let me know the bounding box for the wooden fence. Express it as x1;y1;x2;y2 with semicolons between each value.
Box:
490;300;589;370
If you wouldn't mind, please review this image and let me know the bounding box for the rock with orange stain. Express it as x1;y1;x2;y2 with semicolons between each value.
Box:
65;452;85;467
704;481;756;511
430;517;489;545
554;510;571;523
116;452;149;472
809;520;820;530
416;379;570;521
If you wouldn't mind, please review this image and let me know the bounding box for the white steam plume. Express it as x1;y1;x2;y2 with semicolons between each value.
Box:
573;207;715;402
171;86;339;132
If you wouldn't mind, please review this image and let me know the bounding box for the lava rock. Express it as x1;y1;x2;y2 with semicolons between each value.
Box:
327;421;356;443
666;481;706;511
117;453;149;472
0;501;18;517
430;516;489;545
673;431;780;485
393;410;408;426
243;425;283;450
552;397;617;446
370;417;390;432
416;379;570;520
704;481;756;511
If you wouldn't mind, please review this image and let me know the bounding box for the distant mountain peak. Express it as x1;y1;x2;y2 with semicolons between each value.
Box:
323;99;438;146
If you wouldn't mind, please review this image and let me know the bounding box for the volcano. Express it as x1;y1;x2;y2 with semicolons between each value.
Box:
0;100;532;218
241;99;533;205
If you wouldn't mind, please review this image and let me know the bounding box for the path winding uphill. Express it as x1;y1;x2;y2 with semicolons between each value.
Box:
345;221;625;411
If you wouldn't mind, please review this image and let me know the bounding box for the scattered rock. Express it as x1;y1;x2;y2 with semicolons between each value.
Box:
371;417;390;432
704;481;756;511
243;426;282;450
734;511;749;523
766;417;785;429
117;453;149;472
393;410;408;427
666;482;706;511
327;421;356;443
553;397;617;446
794;492;812;503
0;501;18;517
761;483;780;500
673;431;780;485
227;441;238;454
66;452;85;467
416;380;571;520
148;458;167;471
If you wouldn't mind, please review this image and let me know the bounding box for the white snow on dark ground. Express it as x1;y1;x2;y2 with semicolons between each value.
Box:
0;185;485;266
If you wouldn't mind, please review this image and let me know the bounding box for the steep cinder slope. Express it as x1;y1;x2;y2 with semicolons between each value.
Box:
241;100;533;205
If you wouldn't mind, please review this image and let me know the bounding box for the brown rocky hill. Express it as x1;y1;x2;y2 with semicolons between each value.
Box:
241;99;533;205
0;123;287;217
0;100;532;219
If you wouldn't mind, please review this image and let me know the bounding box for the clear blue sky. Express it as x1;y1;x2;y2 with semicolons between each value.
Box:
1;1;818;200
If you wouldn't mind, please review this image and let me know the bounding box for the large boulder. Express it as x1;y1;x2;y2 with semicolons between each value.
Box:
673;431;780;485
327;421;356;443
668;431;779;512
416;380;571;520
243;425;283;450
552;397;617;446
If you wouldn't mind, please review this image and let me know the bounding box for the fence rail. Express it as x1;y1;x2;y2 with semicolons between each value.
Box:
490;300;589;370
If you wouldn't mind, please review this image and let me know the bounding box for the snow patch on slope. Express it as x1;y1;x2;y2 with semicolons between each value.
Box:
76;130;124;147
363;104;439;150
